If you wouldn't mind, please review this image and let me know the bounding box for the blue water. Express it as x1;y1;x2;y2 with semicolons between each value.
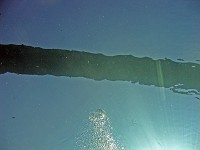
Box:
1;0;200;149
1;0;200;61
1;73;200;149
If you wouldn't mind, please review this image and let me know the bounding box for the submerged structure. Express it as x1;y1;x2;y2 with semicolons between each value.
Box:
0;44;200;96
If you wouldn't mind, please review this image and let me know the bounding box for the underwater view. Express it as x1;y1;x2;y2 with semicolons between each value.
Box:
0;0;200;150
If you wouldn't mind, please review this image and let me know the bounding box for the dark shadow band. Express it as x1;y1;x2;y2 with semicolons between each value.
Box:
0;44;200;96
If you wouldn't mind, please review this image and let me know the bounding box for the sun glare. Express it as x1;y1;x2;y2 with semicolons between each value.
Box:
137;140;192;150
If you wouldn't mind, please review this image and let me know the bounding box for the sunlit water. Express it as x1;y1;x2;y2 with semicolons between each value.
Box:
1;74;200;150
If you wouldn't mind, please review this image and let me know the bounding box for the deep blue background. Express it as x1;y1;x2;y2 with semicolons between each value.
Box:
1;0;200;60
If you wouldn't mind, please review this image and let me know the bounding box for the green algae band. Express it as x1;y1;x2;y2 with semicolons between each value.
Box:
0;44;200;95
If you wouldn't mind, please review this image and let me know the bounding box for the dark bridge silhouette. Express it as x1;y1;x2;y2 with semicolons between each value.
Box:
0;44;200;96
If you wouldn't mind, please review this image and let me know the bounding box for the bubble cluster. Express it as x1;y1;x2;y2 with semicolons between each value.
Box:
88;109;118;150
77;109;124;150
